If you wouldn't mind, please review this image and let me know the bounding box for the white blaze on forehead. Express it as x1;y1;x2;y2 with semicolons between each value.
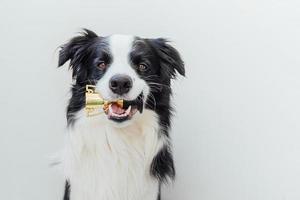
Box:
108;34;135;73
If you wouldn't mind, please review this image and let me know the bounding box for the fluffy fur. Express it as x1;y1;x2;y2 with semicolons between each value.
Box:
58;29;185;200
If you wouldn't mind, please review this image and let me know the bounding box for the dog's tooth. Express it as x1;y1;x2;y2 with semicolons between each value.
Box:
125;106;131;115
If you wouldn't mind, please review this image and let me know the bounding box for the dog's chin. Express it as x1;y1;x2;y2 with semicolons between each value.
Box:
106;112;140;128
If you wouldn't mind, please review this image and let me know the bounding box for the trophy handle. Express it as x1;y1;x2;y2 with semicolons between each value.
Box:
86;85;96;93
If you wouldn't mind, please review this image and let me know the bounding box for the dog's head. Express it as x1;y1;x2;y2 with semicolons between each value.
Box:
58;29;184;126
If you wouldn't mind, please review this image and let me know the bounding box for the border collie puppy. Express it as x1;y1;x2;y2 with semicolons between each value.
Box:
58;29;185;200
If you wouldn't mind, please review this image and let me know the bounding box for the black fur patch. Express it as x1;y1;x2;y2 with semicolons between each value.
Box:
63;181;70;200
151;146;176;182
58;29;111;126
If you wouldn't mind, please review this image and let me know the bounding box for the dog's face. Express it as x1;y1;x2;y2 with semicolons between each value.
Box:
58;29;184;126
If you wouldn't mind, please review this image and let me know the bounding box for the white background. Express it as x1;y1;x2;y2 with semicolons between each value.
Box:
1;0;300;199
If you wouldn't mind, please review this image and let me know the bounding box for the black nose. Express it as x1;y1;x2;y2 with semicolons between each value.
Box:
109;75;133;95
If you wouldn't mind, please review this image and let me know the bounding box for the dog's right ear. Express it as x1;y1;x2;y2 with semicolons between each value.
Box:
58;29;98;76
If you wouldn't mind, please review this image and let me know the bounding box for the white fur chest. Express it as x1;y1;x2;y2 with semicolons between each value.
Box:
62;110;164;200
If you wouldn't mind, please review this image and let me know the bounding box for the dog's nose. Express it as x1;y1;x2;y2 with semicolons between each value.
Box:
109;74;133;95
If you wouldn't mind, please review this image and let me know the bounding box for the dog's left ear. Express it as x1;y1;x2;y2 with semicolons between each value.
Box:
149;38;185;78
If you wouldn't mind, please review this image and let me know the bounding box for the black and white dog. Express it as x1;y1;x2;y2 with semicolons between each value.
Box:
58;29;185;200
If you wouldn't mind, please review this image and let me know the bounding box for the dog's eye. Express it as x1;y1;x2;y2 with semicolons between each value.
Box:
98;62;107;70
138;64;148;72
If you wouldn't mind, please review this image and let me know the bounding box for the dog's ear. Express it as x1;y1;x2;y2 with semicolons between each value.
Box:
58;29;98;78
149;38;185;78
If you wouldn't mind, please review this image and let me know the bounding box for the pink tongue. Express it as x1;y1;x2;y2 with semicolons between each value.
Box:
111;103;125;114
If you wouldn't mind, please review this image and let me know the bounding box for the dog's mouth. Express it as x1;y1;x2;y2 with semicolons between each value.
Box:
105;93;144;122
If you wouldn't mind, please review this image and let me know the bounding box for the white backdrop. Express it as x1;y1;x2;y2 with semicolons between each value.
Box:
1;0;300;199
